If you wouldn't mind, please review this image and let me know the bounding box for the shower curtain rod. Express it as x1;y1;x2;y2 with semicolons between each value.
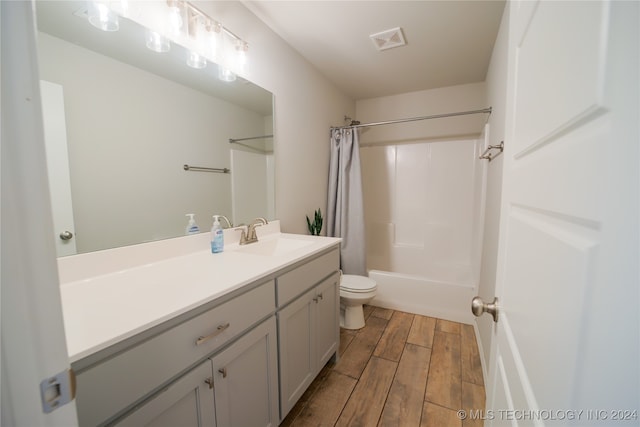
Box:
331;107;492;130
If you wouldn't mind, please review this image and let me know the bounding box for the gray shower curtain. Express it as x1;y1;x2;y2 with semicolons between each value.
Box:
327;128;366;276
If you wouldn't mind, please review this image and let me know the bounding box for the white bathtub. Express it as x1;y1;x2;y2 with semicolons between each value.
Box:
369;269;476;324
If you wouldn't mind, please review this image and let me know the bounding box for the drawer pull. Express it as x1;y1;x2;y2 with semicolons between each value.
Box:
195;322;230;346
218;368;227;378
204;377;214;389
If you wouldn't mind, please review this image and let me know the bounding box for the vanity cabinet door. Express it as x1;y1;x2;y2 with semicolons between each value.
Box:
115;360;215;427
211;317;279;427
315;273;339;368
277;287;317;417
277;273;340;419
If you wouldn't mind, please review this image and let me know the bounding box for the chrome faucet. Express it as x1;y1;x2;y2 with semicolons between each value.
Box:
236;217;268;245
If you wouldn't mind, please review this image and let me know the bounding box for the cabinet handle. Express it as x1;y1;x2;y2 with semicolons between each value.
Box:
195;322;230;346
204;377;214;389
218;368;227;378
312;297;319;303
317;292;323;300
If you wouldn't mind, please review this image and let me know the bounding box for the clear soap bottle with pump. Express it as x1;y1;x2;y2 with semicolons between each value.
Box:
185;214;200;235
211;215;224;253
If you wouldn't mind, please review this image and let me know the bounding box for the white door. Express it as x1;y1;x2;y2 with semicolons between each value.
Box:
1;1;79;425
41;80;77;257
485;1;639;425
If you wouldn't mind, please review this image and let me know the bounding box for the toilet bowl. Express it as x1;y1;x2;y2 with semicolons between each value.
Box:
340;274;377;330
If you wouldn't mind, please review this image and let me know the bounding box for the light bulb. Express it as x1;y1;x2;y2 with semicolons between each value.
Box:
87;1;119;32
235;40;248;73
145;29;170;53
187;51;207;69
111;0;130;18
208;20;222;61
120;0;129;17
218;67;236;82
167;5;183;35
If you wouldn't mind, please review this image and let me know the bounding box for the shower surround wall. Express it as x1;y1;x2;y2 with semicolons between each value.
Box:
362;138;485;321
357;82;487;322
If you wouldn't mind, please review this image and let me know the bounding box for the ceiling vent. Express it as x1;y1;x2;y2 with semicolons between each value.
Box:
369;27;406;51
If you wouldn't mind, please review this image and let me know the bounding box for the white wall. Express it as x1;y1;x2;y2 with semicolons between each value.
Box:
38;33;267;252
475;4;510;375
192;1;354;235
356;82;488;144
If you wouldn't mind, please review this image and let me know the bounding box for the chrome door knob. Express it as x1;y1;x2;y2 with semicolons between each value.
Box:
59;231;74;241
471;296;499;322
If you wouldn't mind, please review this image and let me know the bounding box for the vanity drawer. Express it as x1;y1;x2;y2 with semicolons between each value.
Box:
75;280;275;426
277;248;339;307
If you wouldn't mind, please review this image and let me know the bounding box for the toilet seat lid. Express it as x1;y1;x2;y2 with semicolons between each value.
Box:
341;274;377;292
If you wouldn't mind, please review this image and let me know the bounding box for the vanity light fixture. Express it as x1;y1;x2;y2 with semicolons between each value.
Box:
85;0;249;79
87;1;119;32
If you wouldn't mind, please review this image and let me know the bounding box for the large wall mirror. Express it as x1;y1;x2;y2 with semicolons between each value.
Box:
35;1;275;256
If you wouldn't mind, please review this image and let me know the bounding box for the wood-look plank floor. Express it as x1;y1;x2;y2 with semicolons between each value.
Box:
280;305;485;427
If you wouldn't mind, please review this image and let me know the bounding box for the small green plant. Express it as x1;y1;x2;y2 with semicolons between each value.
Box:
306;208;323;236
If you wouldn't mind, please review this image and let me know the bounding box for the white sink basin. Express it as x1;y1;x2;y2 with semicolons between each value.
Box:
236;236;315;256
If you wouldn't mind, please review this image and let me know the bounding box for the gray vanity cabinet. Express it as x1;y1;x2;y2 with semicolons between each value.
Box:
71;245;340;427
276;249;340;419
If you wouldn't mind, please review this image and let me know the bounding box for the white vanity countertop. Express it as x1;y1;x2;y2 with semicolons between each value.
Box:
58;222;340;363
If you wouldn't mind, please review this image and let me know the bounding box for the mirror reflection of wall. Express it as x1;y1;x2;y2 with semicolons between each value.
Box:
35;1;275;256
230;146;275;227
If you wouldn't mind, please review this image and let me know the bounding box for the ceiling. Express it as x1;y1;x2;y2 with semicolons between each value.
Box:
244;0;506;100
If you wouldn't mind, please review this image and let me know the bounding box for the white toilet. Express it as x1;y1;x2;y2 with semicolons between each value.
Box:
340;274;377;330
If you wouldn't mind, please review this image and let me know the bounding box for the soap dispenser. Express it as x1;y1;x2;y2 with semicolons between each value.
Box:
185;214;200;235
211;215;224;253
